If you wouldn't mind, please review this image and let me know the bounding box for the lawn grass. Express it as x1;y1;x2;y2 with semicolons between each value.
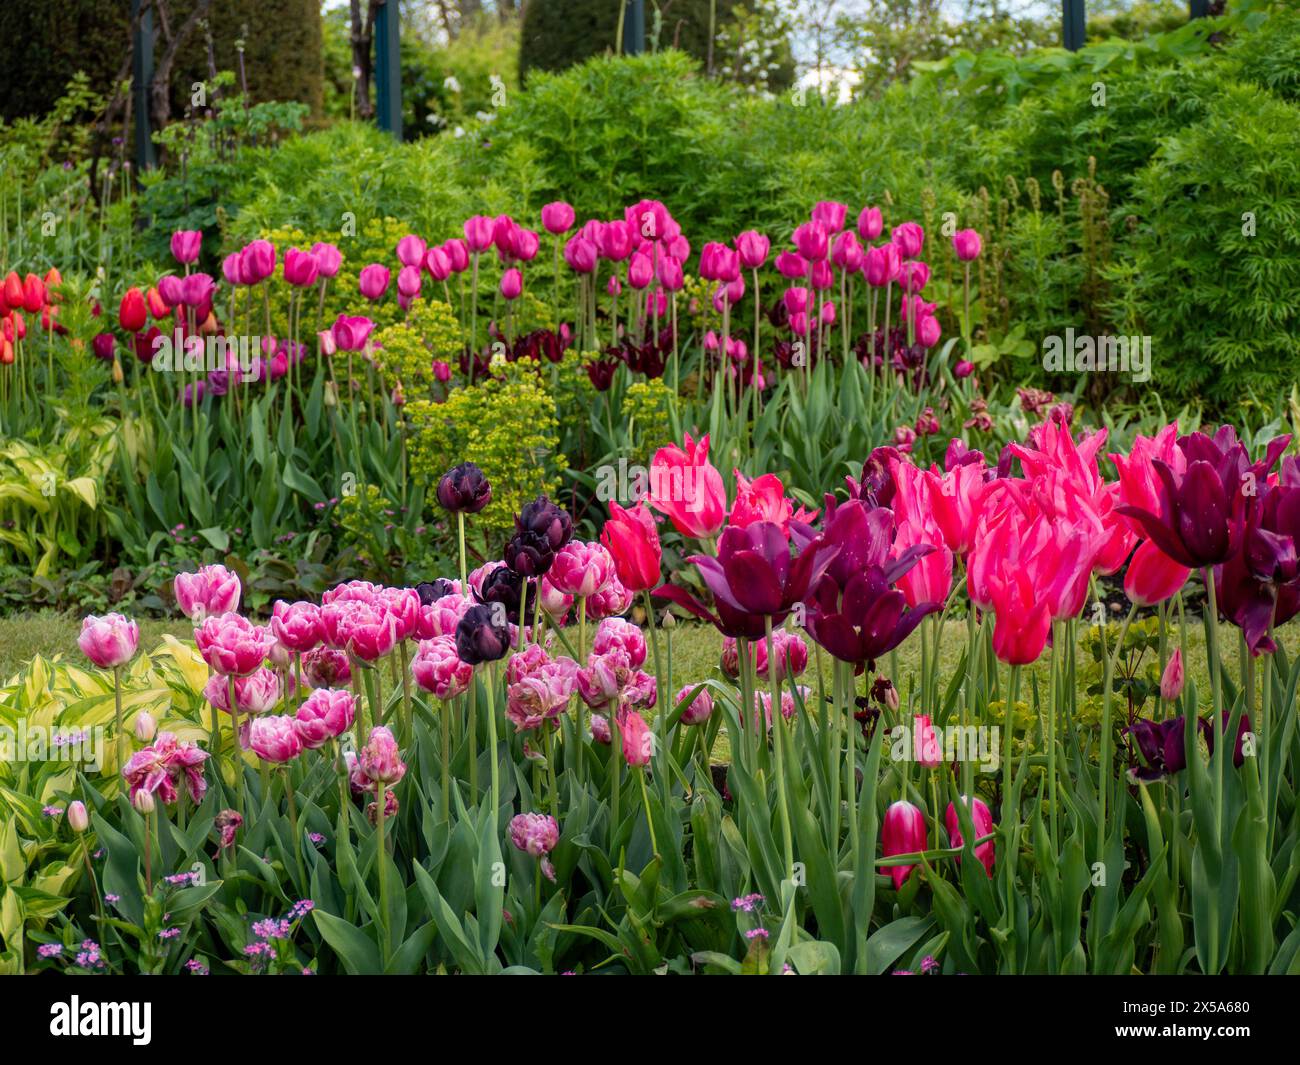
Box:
3;609;1279;710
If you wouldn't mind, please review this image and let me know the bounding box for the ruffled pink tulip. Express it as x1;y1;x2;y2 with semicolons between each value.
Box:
194;612;273;676
78;613;140;669
294;688;357;748
248;714;302;763
174;564;241;621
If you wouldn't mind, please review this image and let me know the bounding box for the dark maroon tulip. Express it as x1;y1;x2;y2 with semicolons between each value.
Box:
516;496;573;552
1204;710;1252;768
1213;453;1300;655
415;578;457;606
655;521;838;640
476;565;536;624
437;462;492;514
91;332;115;361
455;604;511;665
1118;428;1290;569
1128;716;1208;781
505;530;554;577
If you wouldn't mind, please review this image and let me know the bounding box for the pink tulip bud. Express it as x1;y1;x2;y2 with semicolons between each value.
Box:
397;264;422;299
891;221;924;258
945;795;996;876
294;688;357;748
1161;648;1185;701
627;252;654;289
563;235;598;274
170;229;202;265
135;710;156;742
621;711;653;767
793;221;829;261
443;238;470;272
311;242;342;277
68;800;89;833
133;789;156;815
424;246;452;281
676;685;714;725
283;247;320;288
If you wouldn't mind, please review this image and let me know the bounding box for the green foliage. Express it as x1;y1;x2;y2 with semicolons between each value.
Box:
371;300;463;397
406;365;566;544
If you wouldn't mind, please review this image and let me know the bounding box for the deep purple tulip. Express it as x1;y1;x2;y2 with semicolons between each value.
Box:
455;604;511;665
1128;716;1208;781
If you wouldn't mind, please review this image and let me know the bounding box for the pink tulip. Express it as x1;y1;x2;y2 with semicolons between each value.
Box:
505;654;579;731
627;252;654;289
239;239;277;284
509;812;560;881
549;541;614;599
514;228;540;261
411;636;473;700
734;230;770;270
648;433;728;540
203;667;282;715
416;592;473;639
916;313;941;348
194;612;274;676
1124;539;1190;606
302;646;352;689
359;726;406;786
174;564;241;621
396;234;427;268
775;250;809;279
463;215;495;253
857;205;883;241
443;239;470;272
792;221;828;261
864;243;901;287
500;267;523;300
248;714;302;763
952;229;982;261
311;242;342;278
913;714;942;767
540;201;575;235
563;235;598;274
78;613;140;669
397;265;422;299
621;710;653;767
332;314;374;352
676;685;714;725
328;601;399;661
270;600;323;653
294;688;357;748
359;263;390;300
945;795;996;876
812;201;848;233
222;253;246;286
170;230;202;265
122;732;208;805
832;230;864;271
652;257;682;291
425;246;452;281
283;247;319;287
891;221;924;258
587;573;634;620
591;617;647;668
882;800;928;890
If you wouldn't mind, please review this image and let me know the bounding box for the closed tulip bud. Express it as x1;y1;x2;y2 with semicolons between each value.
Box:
135;711;156;742
68;800;89;833
133;789;156;815
734;229;770;270
891;221;925;258
1160;648;1184;702
396;234;427;268
621;711;653;767
397;264;422;298
792;221;829;261
563;235;598;274
627;252;654;290
954;359;973;379
92;332;116;361
425;246;452;281
945;795;996;876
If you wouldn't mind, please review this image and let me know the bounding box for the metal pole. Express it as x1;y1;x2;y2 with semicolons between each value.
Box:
623;0;645;56
1062;0;1086;52
374;0;402;140
131;0;156;172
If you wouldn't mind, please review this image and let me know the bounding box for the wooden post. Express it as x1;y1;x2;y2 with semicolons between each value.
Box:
131;0;157;172
1062;0;1086;52
374;0;402;140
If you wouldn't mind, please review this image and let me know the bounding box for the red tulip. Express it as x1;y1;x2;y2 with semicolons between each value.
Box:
118;287;147;333
1124;538;1190;606
600;500;661;592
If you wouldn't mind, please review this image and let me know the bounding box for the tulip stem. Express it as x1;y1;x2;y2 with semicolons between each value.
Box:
766;616;795;881
398;641;412;741
609;701;622;846
440;700;452;822
577;596;588;783
333;739;351;835
284;768;308;891
1097;602;1138;855
1203;569;1224;842
638;766;659;857
376;782;390;966
485;663;501;821
112;665;125;774
228;674;244;816
468;678;479;799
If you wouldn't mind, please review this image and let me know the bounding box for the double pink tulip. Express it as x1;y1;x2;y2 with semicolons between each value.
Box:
78;613;140;670
174;564;242;621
